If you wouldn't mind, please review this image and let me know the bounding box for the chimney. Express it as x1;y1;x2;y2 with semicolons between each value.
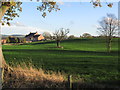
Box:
36;31;38;35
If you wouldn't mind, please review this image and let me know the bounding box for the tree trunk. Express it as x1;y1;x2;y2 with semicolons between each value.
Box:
57;41;60;48
0;47;8;83
0;5;11;83
0;6;10;22
0;47;7;67
0;5;10;66
106;37;112;53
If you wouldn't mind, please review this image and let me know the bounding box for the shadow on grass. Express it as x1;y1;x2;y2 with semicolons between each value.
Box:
3;48;119;56
72;81;120;89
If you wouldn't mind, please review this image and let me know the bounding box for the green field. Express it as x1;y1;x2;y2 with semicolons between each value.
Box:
2;38;120;86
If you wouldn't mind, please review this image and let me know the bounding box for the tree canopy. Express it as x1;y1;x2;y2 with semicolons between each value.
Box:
0;0;60;25
0;0;113;26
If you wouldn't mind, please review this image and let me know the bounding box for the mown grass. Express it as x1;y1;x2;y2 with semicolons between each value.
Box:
2;38;120;87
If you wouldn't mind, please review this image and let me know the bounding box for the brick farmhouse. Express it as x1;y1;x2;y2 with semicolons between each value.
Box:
25;32;44;42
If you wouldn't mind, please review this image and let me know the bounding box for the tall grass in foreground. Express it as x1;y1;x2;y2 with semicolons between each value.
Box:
3;63;65;88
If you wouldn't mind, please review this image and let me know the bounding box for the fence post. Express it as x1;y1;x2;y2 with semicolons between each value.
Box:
68;75;72;90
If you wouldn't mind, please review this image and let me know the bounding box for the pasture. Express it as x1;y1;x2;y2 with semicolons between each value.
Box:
2;38;119;86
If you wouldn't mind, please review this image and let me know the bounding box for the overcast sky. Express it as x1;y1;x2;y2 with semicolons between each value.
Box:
1;2;118;36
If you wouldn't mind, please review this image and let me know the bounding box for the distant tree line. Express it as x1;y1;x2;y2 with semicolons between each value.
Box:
6;36;26;43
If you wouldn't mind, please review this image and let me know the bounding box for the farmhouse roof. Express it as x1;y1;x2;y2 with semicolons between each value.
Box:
25;32;38;37
33;34;41;37
25;33;34;37
29;32;36;35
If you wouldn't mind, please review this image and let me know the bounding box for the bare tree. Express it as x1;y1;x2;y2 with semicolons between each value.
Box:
42;32;52;40
97;14;119;52
53;28;69;48
68;35;76;39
